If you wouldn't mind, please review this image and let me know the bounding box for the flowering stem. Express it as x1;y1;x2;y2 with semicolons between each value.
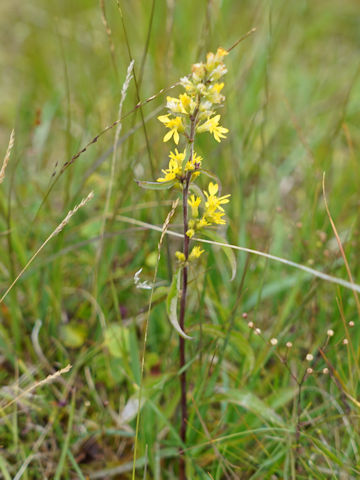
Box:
140;46;230;479
178;179;189;480
178;109;198;479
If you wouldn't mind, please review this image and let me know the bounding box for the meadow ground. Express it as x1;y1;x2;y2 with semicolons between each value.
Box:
1;0;360;478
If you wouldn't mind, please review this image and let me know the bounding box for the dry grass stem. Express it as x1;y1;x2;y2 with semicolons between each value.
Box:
54;191;94;236
2;364;72;410
0;129;15;184
116;214;360;294
0;191;94;304
97;60;134;257
100;0;117;73
322;173;360;317
132;198;179;480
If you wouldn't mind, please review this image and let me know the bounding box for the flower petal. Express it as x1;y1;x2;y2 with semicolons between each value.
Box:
163;130;173;143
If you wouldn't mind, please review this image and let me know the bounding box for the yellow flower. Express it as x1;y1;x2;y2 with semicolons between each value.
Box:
213;83;224;93
188;195;201;218
179;93;196;114
206;47;228;65
206;210;226;225
191;63;206;82
175;251;186;262
166;96;186;114
206;83;225;104
157;148;186;182
158;115;184;144
197;115;229;142
189;246;204;260
180;76;195;93
208;182;219;195
200;182;231;225
185;152;202;172
204;182;231;212
186;228;195;238
215;47;229;60
205;48;228;80
156;160;179;182
169;148;186;166
185;161;195;171
197;216;210;229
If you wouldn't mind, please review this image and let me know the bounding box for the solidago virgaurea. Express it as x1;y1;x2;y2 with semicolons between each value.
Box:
138;47;231;479
156;47;231;253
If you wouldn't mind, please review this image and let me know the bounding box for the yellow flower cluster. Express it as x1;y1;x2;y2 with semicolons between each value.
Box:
175;246;204;263
186;182;231;239
155;47;231;262
157;149;202;183
157;47;229;183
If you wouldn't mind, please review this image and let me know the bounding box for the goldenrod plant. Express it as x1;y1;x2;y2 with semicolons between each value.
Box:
4;3;360;479
139;47;231;479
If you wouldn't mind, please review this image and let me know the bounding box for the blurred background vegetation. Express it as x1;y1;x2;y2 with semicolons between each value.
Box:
1;0;360;478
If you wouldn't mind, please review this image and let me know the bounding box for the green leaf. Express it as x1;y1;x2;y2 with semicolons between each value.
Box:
67;451;87;480
311;437;344;467
216;389;284;426
145;250;158;268
202;230;237;281
136;179;176;190
249;443;286;479
59;324;87;348
54;390;76;480
151;285;168;303
199;168;221;187
104;324;130;358
129;325;141;384
0;456;12;480
166;270;192;340
188;182;205;202
268;387;297;410
201;324;255;372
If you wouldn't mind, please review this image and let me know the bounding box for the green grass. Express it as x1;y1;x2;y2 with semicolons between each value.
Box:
1;0;360;478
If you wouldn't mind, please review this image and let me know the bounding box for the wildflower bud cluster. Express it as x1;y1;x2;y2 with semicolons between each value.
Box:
156;47;231;262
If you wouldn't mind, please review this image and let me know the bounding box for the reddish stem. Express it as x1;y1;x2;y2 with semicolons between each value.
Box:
178;108;198;480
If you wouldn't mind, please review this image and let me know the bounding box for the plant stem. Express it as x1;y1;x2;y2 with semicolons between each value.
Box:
178;109;198;480
178;178;189;480
295;381;302;473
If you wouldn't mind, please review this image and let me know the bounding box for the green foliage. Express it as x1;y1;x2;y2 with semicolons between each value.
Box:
1;0;360;478
166;269;192;340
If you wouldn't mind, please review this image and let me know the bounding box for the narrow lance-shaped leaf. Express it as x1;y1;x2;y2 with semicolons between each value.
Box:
166;270;193;340
215;389;284;426
199;168;221;188
136;179;176;190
